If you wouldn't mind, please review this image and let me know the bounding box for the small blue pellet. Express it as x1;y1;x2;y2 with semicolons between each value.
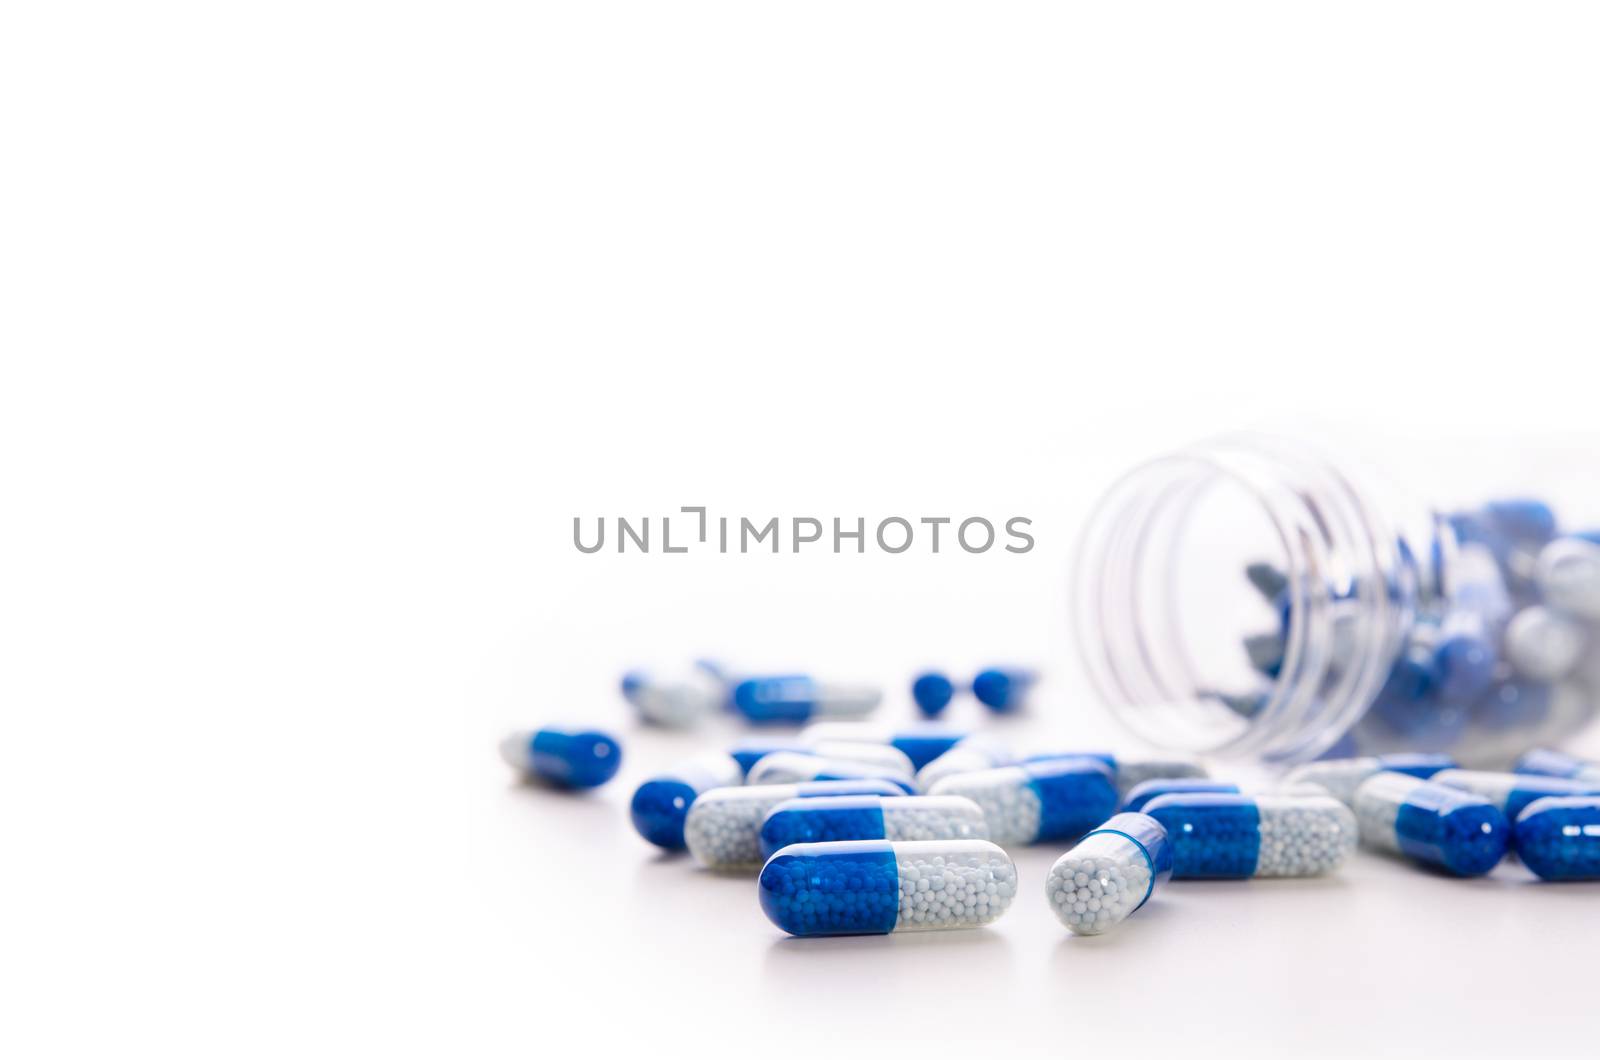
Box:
1514;796;1600;881
499;726;622;789
1121;778;1240;814
971;667;1036;713
910;671;956;717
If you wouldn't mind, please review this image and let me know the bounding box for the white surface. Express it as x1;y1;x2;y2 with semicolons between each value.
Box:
7;3;1600;1058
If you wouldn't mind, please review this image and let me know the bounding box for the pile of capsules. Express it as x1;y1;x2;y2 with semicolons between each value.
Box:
500;664;1600;940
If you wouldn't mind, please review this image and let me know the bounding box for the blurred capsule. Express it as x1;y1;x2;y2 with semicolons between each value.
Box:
910;671;956;718
1432;768;1600;824
499;726;622;789
1515;748;1600;783
732;675;882;724
1505;606;1588;682
971;667;1036;713
1514;796;1600;881
1537;537;1600;621
799;722;967;772
621;665;725;728
746;751;914;792
1121;778;1240;814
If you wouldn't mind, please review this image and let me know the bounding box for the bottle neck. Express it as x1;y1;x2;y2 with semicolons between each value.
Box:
1074;434;1441;763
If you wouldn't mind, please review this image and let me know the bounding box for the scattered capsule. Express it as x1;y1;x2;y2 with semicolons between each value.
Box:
799;722;967;771
1536;537;1600;620
929;758;1118;845
1430;623;1499;704
499;726;622;789
1514;796;1600;881
684;779;908;870
1352;773;1509;877
1121;778;1240;814
1046;812;1173;935
1504;606;1588;682
620;666;725;728
910;671;956;717
630;751;744;850
915;734;1015;792
758;839;1018;937
728;738;809;776
732;675;882;724
1143;793;1357;878
1282;753;1456;806
759;794;988;858
971;667;1036;713
1432;769;1600;824
745;751;914;792
1514;748;1600;783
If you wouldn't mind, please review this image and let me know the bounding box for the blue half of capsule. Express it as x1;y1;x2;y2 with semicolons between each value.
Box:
1121;778;1240;814
1394;783;1509;877
630;752;742;850
890;730;966;771
1025;758;1120;840
1514;796;1600;881
1374;753;1458;780
1515;748;1600;783
501;727;622;789
971;667;1035;713
911;671;955;717
1144;794;1263;878
758;840;904;937
1484;499;1558;544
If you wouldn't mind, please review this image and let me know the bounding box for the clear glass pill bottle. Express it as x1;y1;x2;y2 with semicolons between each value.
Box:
1073;433;1600;767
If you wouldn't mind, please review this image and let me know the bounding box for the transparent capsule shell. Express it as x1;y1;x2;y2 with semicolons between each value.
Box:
629;751;744;850
684;778;908;870
1047;812;1173;935
745;751;914;791
1513;795;1600;881
759;794;988;858
1352;773;1509;877
758;839;1018;937
1143;793;1357;878
928;758;1117;845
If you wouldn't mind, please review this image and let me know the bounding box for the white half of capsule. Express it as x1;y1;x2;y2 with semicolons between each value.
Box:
1504;605;1589;682
915;735;1014;792
1112;756;1208;797
1537;537;1600;621
1351;772;1422;854
806;741;914;777
766;795;989;846
810;683;885;718
892;840;1018;931
1046;832;1154;936
927;766;1044;845
686;784;809;869
1283;758;1385;806
625;668;724;728
1252;795;1359;876
746;751;910;787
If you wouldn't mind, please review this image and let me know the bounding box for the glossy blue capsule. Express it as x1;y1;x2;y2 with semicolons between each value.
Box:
911;671;956;717
758;839;1018;937
630;751;744;850
1514;796;1600;881
759;794;988;858
1143;793;1357;878
928;757;1119;845
798;722;968;772
1515;748;1600;784
732;675;882;724
1352;773;1509;877
1121;778;1240;814
971;667;1035;713
499;726;622;789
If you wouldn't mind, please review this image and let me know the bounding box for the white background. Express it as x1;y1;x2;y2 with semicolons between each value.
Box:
5;3;1600;1058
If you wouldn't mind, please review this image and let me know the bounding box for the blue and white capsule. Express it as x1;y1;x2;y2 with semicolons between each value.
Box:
915;734;1015;791
758;839;1018;937
759;794;988;858
732;675;882;724
620;663;727;728
745;751;914;792
1121;778;1240;814
1143;793;1357;878
799;721;967;771
1282;753;1457;806
1432;769;1600;825
630;751;744;850
728;738;809;777
928;758;1118;845
1046;812;1173;935
1504;605;1589;683
1536;535;1600;620
1514;796;1600;881
1024;752;1209;798
971;667;1036;713
684;778;908;870
498;726;622;789
910;671;956;717
1515;748;1600;784
1352;773;1509;877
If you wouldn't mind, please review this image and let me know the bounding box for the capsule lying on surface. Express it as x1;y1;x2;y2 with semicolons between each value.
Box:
759;794;988;858
972;667;1035;713
800;722;967;772
911;671;956;718
1024;753;1208;798
758;839;1018;936
630;751;744;850
1282;753;1457;806
1046;812;1173;936
684;779;908;870
1514;796;1600;881
499;727;622;789
621;665;725;728
1515;748;1600;783
732;675;882;724
929;758;1118;845
1352;773;1509;877
1121;778;1240;814
1142;793;1357;878
746;751;914;792
915;734;1014;792
1431;769;1600;824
